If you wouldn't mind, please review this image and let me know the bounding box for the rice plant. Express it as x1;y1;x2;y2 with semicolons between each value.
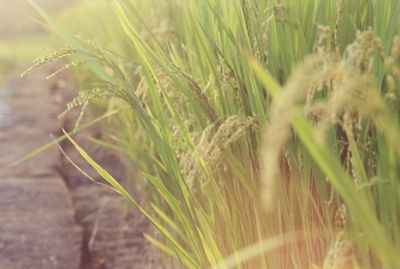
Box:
29;0;400;268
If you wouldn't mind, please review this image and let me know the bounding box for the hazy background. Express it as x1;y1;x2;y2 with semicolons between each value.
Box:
0;0;82;80
0;0;77;40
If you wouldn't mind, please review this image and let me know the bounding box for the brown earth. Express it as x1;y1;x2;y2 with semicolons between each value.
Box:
0;64;162;269
0;65;82;268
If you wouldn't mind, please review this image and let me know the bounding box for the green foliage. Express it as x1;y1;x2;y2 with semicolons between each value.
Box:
31;0;400;268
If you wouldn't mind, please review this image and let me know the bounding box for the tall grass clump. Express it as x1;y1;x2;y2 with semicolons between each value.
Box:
29;0;400;268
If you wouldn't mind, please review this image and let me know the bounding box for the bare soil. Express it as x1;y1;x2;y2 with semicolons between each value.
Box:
0;64;82;269
0;64;162;269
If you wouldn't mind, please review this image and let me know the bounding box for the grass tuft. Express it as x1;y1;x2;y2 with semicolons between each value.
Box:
26;0;400;268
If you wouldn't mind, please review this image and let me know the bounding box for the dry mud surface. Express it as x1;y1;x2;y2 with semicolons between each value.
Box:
0;65;82;268
0;64;161;269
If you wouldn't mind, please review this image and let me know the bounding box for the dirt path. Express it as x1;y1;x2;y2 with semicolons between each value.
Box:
60;132;162;269
0;65;162;269
0;65;82;268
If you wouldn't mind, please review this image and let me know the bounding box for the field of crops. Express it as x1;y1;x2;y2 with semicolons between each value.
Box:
16;0;400;268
